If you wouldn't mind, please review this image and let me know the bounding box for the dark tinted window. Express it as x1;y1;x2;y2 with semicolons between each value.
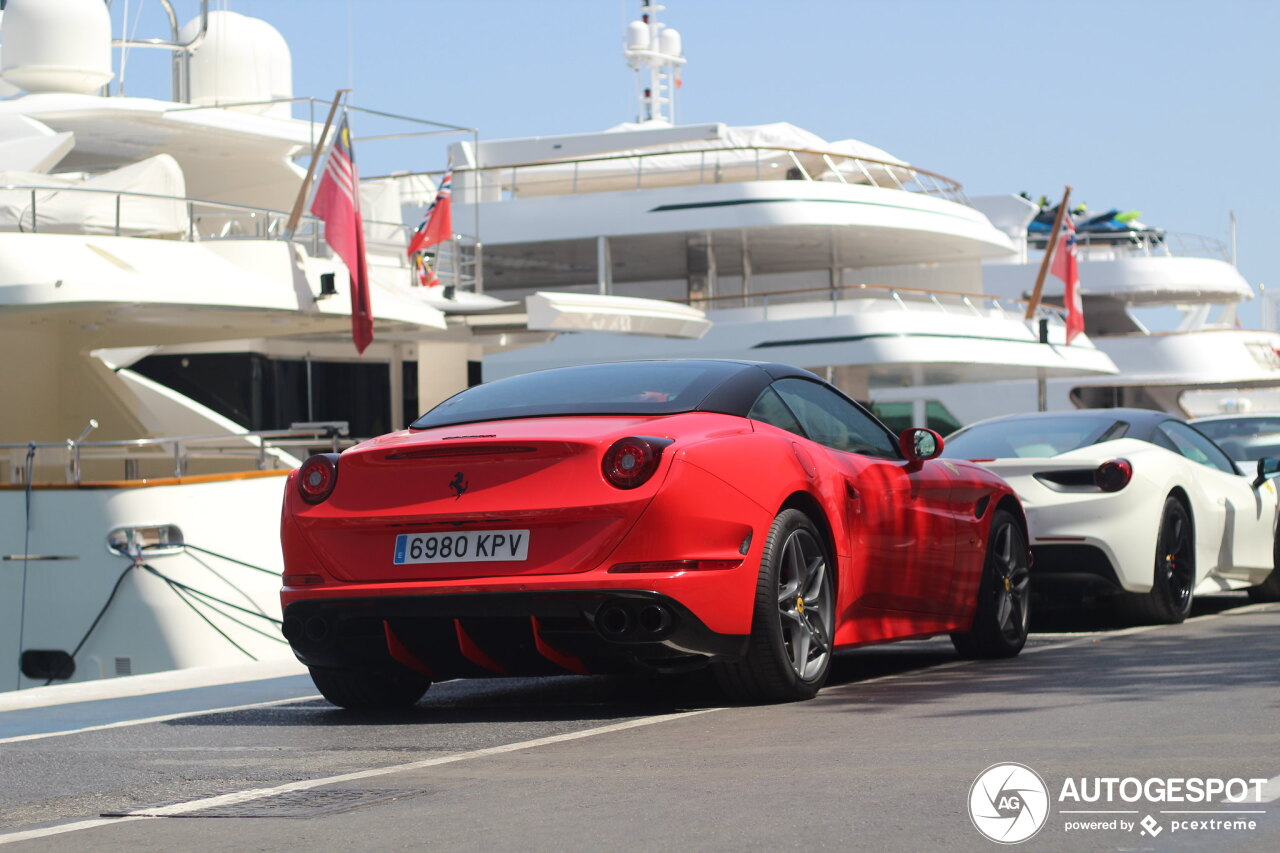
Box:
1194;416;1280;440
412;361;742;429
1193;417;1280;461
943;416;1128;459
748;387;804;434
771;378;898;457
1158;422;1237;474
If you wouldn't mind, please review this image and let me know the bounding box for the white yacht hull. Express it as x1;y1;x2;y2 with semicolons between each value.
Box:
1;473;291;693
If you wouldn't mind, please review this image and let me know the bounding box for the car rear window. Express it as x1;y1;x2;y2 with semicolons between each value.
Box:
1194;417;1280;441
411;361;743;429
943;416;1128;459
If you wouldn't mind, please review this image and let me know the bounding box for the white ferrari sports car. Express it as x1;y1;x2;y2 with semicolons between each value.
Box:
942;409;1280;622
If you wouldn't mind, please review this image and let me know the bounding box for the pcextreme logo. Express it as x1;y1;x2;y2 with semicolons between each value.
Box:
968;763;1051;844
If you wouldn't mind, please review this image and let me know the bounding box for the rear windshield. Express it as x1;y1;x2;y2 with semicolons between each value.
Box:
1193;418;1280;461
943;416;1128;459
411;361;742;429
1194;417;1280;441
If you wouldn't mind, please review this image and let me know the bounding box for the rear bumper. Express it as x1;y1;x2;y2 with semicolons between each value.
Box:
1030;544;1126;598
282;590;749;679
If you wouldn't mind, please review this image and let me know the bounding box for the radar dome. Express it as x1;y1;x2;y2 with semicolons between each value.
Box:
659;28;682;59
0;0;114;95
625;21;650;51
182;11;293;117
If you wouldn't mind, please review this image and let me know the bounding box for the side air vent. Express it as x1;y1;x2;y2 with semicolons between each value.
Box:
1034;468;1118;493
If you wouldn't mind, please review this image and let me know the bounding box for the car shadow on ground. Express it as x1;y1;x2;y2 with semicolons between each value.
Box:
1030;591;1249;632
166;596;1266;727
816;600;1279;717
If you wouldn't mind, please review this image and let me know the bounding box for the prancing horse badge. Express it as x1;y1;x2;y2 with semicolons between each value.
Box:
449;471;469;499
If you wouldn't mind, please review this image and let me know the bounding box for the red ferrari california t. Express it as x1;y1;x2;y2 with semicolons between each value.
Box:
281;360;1029;708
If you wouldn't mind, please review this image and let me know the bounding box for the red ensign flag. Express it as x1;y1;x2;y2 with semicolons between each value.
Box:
311;113;373;354
1051;216;1084;344
406;170;453;257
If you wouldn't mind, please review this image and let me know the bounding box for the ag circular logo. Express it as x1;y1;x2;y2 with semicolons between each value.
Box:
968;762;1050;844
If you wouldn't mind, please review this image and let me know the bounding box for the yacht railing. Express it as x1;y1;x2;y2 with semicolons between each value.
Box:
1028;229;1230;261
0;184;482;292
2;423;354;486
386;146;967;204
671;281;1067;324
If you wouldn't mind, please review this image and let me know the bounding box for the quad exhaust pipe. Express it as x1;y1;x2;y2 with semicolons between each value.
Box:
281;614;331;645
596;600;674;641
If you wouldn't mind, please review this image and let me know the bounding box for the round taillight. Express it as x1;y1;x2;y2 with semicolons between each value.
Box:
297;454;339;504
602;436;671;489
1095;458;1132;492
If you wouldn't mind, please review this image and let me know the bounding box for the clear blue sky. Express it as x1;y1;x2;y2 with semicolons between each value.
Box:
113;0;1279;324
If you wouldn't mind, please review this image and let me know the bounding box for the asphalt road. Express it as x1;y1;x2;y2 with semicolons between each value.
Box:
1;595;1277;852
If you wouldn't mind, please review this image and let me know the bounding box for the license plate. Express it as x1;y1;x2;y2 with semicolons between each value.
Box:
393;530;530;564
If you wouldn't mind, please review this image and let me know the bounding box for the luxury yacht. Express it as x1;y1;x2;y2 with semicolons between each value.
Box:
0;0;701;691
471;4;1117;432
872;194;1280;424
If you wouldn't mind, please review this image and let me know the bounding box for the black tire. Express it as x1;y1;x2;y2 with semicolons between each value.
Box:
1247;538;1280;602
951;509;1030;658
714;508;834;703
309;667;431;710
1119;496;1195;624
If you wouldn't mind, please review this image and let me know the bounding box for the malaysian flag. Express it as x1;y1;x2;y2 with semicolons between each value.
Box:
406;170;453;257
311;112;373;354
1051;215;1084;344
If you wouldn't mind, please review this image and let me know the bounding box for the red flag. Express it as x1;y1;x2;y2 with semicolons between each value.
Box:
311;113;373;354
1051;215;1084;344
406;170;453;256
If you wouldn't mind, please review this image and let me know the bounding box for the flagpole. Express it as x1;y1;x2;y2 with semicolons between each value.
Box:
1024;185;1072;320
285;89;351;238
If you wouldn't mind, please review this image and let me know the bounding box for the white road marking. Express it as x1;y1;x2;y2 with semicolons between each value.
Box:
1;599;1273;842
0;709;719;845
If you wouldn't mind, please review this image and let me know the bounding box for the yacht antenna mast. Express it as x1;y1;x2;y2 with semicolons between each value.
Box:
624;2;686;124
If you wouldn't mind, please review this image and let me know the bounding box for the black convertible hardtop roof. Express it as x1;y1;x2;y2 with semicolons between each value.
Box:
410;359;826;430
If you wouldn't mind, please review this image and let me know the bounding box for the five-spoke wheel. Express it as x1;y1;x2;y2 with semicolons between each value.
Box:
1120;496;1195;624
715;508;834;702
952;509;1031;658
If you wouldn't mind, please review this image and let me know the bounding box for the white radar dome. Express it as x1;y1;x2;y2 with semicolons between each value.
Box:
182;10;293;117
0;0;114;95
625;21;650;51
659;27;682;59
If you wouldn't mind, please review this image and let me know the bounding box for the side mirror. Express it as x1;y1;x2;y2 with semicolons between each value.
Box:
899;427;944;462
1253;457;1280;488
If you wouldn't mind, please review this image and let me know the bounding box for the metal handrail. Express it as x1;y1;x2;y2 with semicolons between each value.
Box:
669;280;1046;311
667;280;1069;325
4;424;354;485
0;182;483;290
1026;229;1230;262
369;145;966;202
